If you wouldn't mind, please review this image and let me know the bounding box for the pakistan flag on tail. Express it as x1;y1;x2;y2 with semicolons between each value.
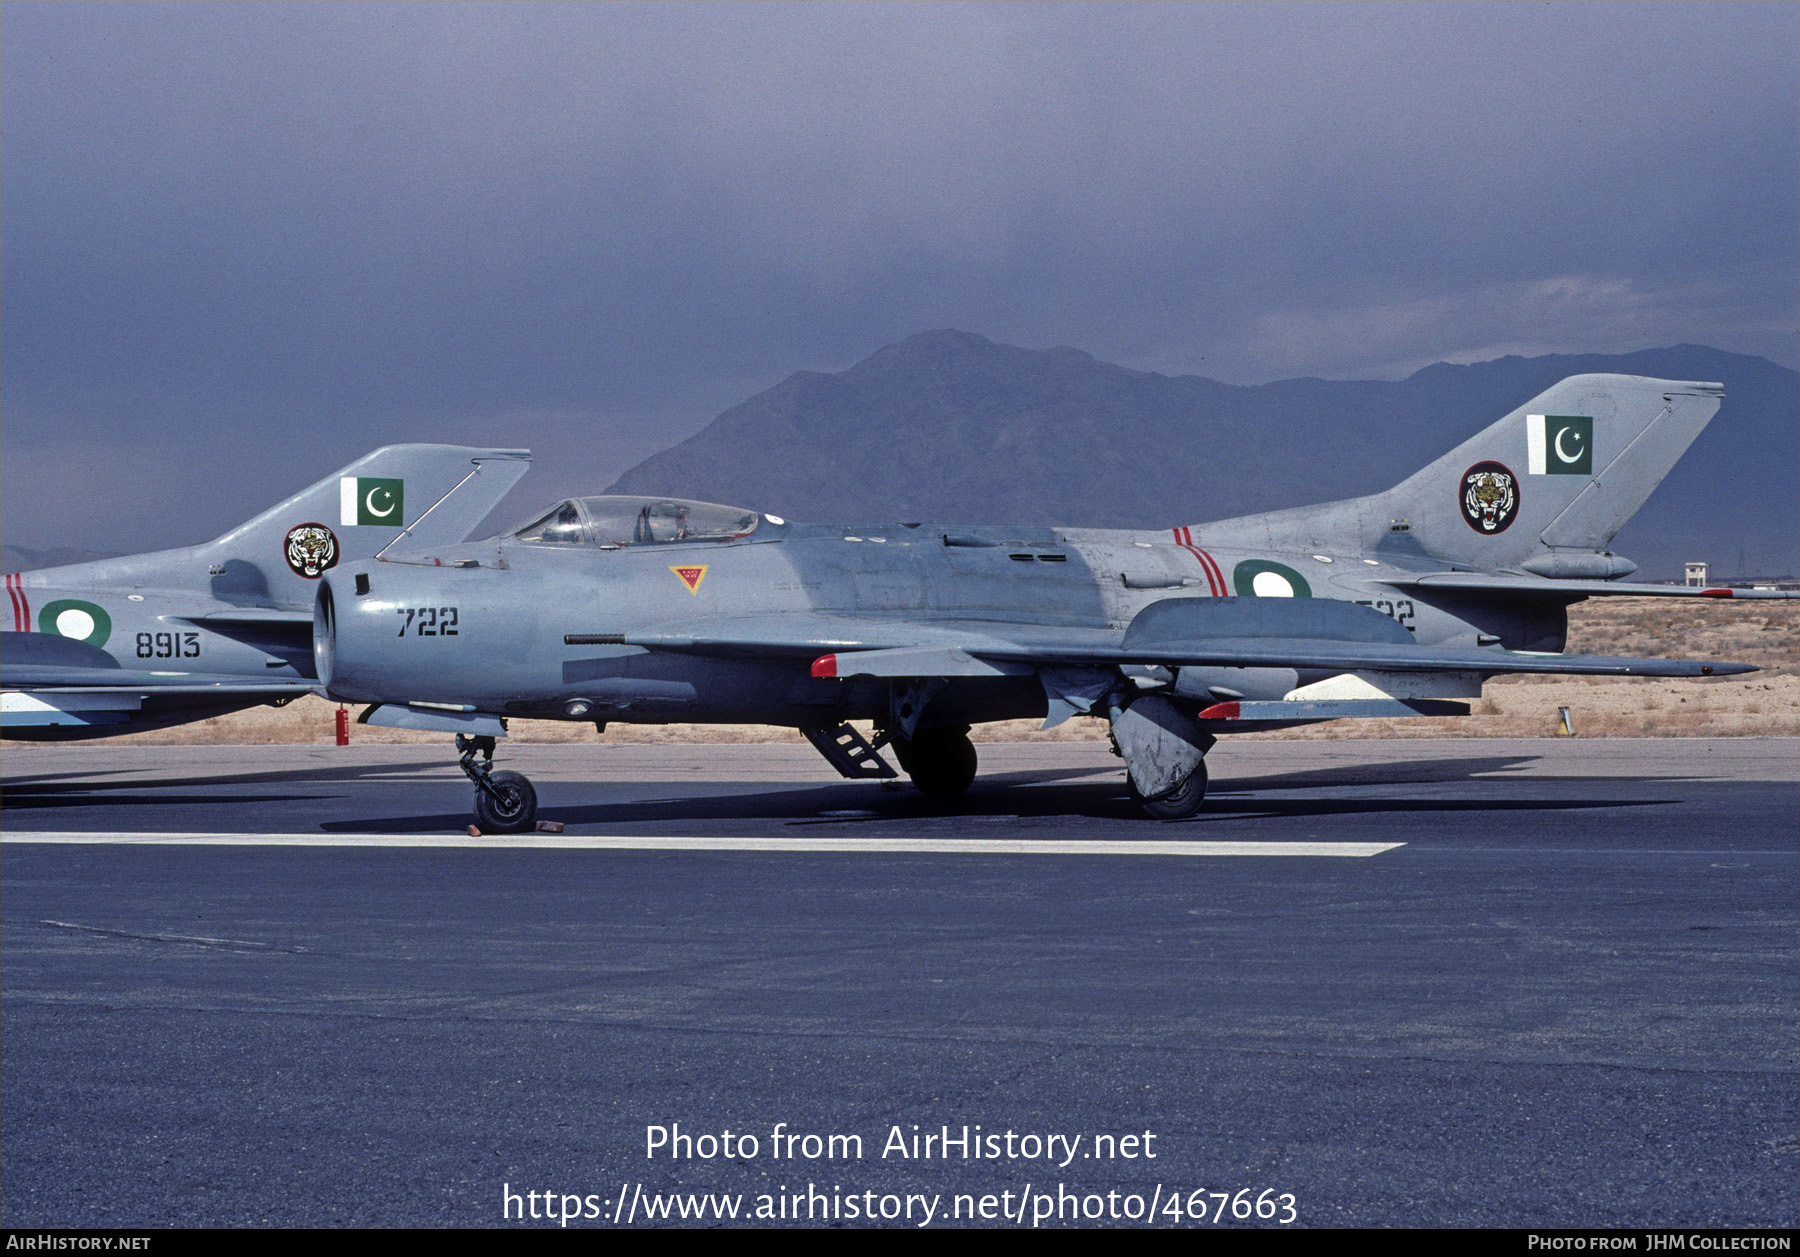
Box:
341;477;405;526
1527;415;1593;475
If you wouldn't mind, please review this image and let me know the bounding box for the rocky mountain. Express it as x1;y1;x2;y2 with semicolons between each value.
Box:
615;330;1794;580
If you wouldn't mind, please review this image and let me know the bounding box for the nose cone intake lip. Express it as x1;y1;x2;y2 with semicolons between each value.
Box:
313;580;337;688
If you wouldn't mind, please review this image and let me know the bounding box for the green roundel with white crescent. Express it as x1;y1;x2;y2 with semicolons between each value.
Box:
1232;560;1311;599
39;598;113;647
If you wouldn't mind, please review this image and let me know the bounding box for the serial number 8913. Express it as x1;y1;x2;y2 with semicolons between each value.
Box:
396;606;459;637
138;631;200;658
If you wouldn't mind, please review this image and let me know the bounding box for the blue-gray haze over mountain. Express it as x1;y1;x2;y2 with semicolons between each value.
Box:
3;4;1794;560
609;332;1798;582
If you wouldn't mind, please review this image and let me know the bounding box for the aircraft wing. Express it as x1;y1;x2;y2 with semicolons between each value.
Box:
602;596;1753;679
2;666;315;730
1;631;316;695
4;667;318;695
1394;573;1797;600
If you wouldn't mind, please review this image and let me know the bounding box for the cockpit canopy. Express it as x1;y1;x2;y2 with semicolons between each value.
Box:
502;496;761;548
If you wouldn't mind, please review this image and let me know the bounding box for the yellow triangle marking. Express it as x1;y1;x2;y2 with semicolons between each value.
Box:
670;564;709;594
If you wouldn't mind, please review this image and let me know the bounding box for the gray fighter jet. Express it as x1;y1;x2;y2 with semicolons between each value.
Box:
3;446;530;737
307;374;1781;828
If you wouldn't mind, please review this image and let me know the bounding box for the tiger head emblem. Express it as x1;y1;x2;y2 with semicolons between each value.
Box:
1460;462;1518;534
284;523;339;579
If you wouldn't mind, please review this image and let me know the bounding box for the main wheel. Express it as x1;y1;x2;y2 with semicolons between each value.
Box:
1129;759;1208;820
906;727;978;797
473;769;538;834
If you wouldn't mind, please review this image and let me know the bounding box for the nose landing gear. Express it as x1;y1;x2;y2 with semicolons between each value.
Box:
457;733;539;834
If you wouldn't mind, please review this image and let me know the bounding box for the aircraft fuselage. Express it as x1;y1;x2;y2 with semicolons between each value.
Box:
317;519;1571;730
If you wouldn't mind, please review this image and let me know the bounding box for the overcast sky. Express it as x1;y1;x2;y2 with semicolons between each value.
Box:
4;1;1795;552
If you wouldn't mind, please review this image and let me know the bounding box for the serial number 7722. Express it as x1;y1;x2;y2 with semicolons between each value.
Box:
396;606;459;636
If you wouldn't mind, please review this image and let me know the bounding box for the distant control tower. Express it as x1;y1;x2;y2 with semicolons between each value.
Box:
1685;561;1708;588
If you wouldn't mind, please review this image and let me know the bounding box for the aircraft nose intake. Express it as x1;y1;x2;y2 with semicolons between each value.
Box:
312;580;338;687
314;564;481;704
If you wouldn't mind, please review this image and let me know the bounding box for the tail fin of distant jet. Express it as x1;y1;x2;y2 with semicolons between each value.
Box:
1200;374;1722;577
17;446;530;610
209;443;531;551
200;445;532;600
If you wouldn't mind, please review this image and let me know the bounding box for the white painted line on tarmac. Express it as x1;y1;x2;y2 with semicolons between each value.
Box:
2;832;1405;857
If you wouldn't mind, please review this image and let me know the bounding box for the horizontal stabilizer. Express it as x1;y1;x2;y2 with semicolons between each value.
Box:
1399;573;1799;600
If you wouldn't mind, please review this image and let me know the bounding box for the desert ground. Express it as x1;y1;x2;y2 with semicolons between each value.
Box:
27;597;1799;748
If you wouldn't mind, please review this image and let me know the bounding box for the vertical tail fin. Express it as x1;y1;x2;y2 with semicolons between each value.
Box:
19;445;530;608
1373;374;1722;572
202;445;530;602
1192;374;1723;576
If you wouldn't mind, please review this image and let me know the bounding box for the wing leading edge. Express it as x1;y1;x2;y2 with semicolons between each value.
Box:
606;597;1754;680
1395;573;1798;600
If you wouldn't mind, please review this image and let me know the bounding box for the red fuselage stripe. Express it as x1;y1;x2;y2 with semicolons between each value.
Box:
1197;539;1226;594
1181;528;1212;595
1187;528;1226;596
1171;527;1223;596
6;573;26;632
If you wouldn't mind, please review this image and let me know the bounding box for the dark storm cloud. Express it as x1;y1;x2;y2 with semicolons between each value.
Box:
3;1;1795;551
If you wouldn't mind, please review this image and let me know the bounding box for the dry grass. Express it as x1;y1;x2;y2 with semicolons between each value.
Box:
1562;596;1799;675
40;598;1799;747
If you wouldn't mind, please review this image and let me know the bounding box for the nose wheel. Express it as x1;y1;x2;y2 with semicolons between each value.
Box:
457;734;539;834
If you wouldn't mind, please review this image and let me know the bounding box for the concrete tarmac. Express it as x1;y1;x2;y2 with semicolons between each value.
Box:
2;738;1795;1228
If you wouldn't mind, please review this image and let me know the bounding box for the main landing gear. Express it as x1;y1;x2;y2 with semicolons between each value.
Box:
893;726;979;798
1108;694;1214;820
457;733;539;834
1126;757;1209;820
